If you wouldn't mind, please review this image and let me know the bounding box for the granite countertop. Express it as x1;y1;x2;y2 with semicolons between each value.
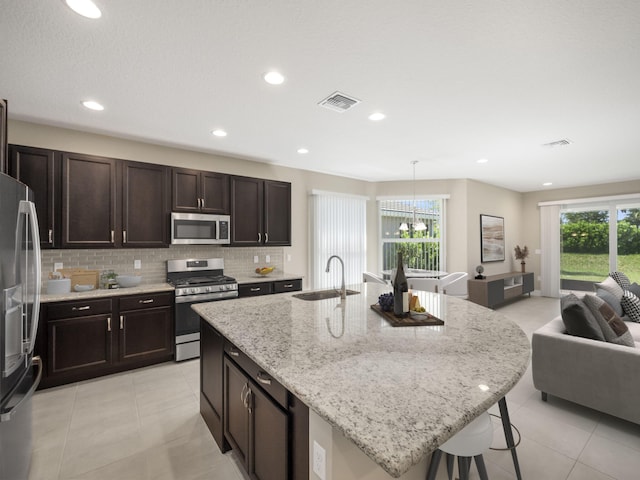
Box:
233;272;303;285
40;283;175;303
193;282;530;478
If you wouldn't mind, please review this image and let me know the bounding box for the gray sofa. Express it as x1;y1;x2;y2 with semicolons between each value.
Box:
532;317;640;425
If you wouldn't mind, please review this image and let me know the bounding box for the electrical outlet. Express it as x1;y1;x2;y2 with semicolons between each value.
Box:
312;441;326;480
266;255;271;263
134;259;142;269
54;262;63;271
287;254;292;262
254;256;259;264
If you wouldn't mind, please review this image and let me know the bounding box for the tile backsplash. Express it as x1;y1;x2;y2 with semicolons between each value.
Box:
40;245;284;285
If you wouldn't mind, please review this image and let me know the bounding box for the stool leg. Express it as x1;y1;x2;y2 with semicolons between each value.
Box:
474;454;489;480
446;453;454;480
425;449;442;480
458;456;471;480
498;397;523;480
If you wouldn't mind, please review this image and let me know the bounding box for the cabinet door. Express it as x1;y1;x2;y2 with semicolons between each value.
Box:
118;306;173;365
224;358;250;467
201;172;229;214
122;161;169;247
172;167;201;212
201;321;228;451
9;145;59;248
48;314;113;377
62;152;118;247
264;180;291;246
230;176;263;246
249;383;289;480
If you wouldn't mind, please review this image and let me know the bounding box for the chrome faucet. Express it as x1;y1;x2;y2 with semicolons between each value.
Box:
325;255;346;299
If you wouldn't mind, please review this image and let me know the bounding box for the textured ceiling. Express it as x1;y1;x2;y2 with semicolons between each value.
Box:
2;1;640;192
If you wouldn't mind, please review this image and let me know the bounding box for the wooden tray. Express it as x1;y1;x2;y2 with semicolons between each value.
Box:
370;304;444;327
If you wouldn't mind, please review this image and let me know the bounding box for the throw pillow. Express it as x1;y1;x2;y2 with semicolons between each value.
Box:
620;290;640;323
582;294;635;347
609;271;632;290
595;287;624;317
594;276;624;300
628;282;640;298
560;293;605;341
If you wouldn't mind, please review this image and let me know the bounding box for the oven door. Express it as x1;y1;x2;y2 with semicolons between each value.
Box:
174;300;201;361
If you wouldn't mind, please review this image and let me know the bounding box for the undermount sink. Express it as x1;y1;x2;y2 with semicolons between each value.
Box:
292;289;360;301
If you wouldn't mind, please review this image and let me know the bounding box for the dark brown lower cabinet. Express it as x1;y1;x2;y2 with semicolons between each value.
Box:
224;358;289;480
38;292;174;389
200;320;308;480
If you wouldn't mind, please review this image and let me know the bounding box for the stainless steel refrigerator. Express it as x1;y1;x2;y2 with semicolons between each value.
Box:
0;172;42;479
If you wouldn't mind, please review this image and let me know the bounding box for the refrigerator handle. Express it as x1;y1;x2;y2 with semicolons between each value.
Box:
0;356;42;423
19;200;42;355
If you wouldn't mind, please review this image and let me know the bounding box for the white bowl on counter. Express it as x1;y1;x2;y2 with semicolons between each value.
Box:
46;278;71;294
74;284;94;292
116;275;142;288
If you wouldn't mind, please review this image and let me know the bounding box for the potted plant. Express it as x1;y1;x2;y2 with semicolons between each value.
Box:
514;245;529;273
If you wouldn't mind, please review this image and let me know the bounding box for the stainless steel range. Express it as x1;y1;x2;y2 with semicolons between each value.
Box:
167;258;237;361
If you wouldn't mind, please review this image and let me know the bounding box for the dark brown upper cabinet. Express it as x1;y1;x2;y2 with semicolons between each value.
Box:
9;145;60;248
61;152;118;248
121;161;170;247
172;167;229;214
230;176;291;246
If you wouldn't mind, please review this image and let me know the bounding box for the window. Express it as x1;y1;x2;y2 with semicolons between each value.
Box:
559;199;640;291
378;198;445;272
310;191;367;290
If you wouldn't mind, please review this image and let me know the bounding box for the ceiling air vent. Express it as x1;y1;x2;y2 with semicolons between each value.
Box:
542;139;572;148
318;91;361;113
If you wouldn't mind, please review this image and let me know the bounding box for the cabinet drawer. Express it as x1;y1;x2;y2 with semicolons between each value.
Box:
47;298;112;320
224;341;288;409
273;279;302;293
119;292;173;311
238;283;273;297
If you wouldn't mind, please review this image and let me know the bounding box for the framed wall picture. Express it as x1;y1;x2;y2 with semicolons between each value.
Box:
480;214;505;262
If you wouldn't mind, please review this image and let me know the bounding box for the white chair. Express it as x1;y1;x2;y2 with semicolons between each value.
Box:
362;272;387;284
439;272;468;297
408;278;440;293
426;412;493;480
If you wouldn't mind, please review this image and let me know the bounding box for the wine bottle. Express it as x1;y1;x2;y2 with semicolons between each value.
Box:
393;253;409;317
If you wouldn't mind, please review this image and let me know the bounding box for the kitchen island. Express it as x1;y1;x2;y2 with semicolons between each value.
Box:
194;282;530;479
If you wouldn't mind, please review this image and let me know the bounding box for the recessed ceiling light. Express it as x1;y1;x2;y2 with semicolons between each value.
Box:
543;182;553;186
297;148;309;154
65;0;102;19
82;100;104;111
263;71;285;85
211;129;227;137
368;112;386;121
476;158;489;164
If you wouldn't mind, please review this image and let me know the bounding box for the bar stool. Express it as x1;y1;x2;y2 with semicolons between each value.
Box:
426;412;493;480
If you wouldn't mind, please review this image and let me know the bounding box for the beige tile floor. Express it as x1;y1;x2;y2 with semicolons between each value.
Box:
27;296;640;480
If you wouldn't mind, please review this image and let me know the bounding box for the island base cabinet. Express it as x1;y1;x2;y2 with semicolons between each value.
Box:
224;357;289;480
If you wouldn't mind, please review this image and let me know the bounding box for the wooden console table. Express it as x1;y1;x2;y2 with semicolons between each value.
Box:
468;272;534;308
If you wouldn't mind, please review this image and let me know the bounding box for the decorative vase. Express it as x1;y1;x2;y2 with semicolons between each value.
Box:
521;261;526;273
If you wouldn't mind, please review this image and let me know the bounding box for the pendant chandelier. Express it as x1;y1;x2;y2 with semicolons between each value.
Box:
400;161;427;233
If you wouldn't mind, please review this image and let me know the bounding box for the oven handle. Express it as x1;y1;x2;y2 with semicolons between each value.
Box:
174;291;238;304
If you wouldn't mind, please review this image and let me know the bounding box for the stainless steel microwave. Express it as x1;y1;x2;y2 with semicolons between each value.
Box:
171;213;231;245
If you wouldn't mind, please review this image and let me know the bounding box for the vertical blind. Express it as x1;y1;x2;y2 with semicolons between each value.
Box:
540;204;561;297
310;191;367;290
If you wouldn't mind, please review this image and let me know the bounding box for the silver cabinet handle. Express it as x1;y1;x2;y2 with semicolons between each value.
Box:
256;371;272;385
107;317;111;332
120;315;124;330
257;232;261;243
250;287;261;292
139;299;154;304
48;229;53;243
123;230;127;244
283;284;293;288
201;197;205;209
265;232;268;244
228;348;239;357
246;389;253;414
240;383;247;404
72;306;91;311
111;230;115;243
